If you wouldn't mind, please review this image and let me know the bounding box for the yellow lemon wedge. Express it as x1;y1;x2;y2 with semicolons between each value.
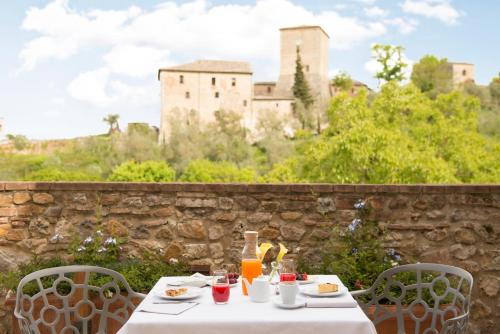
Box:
277;243;288;262
258;243;273;261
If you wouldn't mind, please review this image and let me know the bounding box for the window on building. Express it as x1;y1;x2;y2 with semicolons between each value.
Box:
212;77;216;85
232;78;236;87
267;86;272;93
215;92;220;98
305;65;310;72
276;103;279;108
462;69;467;76
243;100;247;107
180;75;184;84
185;91;190;99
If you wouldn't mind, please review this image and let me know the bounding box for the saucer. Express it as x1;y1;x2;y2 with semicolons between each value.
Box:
272;296;306;309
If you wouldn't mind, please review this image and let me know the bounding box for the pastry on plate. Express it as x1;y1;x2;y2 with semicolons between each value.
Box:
317;283;339;293
165;287;188;297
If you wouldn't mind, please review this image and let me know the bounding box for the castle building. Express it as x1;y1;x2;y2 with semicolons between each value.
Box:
158;26;336;142
449;62;475;87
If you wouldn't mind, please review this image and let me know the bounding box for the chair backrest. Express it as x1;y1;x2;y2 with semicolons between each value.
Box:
353;263;473;334
14;265;145;334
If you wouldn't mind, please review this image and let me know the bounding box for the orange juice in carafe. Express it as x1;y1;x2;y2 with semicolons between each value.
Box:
241;231;262;295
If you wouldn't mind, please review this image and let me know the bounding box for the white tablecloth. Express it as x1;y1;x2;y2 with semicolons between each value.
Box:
118;275;377;334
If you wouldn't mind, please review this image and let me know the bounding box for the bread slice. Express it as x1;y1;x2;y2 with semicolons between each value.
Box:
318;283;339;293
166;287;188;297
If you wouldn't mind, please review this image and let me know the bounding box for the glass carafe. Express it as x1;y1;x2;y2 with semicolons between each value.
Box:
241;231;262;295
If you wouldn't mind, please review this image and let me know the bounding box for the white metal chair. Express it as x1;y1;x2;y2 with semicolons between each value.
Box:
14;265;146;334
351;263;473;334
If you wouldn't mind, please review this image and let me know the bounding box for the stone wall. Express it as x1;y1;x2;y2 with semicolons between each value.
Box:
0;182;499;333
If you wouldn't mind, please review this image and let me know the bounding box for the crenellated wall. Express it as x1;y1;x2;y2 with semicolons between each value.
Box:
0;182;499;333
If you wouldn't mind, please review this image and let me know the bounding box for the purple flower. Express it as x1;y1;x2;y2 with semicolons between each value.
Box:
97;246;107;254
83;236;94;245
394;254;402;262
354;200;366;210
387;248;396;256
49;233;63;244
77;246;86;252
348;218;362;232
351;247;358;254
103;237;117;247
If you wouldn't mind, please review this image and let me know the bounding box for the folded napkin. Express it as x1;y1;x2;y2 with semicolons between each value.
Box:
306;294;358;308
169;273;208;288
138;301;199;315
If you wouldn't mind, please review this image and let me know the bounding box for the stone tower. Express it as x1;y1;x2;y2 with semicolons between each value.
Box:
275;26;330;105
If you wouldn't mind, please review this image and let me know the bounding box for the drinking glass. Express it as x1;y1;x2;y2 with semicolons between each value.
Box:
212;269;230;304
279;258;296;282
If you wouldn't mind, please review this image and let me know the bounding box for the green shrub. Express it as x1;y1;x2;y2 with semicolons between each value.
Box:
109;160;176;182
180;159;256;182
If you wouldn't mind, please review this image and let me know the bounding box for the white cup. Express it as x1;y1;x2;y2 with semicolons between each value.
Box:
279;281;299;305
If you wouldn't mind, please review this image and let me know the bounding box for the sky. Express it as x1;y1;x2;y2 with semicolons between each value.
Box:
0;0;499;140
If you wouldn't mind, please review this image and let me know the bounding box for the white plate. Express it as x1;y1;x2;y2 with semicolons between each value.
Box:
272;296;306;309
301;284;348;297
154;286;204;300
297;277;316;285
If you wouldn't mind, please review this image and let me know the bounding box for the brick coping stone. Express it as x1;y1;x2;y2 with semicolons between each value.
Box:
0;182;497;193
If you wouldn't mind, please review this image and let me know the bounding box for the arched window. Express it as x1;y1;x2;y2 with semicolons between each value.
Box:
462;69;467;76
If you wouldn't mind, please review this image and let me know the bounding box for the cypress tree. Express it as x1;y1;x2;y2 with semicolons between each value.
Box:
292;47;314;110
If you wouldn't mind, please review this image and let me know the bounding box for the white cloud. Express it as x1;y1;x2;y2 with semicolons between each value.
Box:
401;0;463;25
364;6;387;17
67;68;114;107
365;45;413;84
384;18;419;34
18;0;409;107
103;45;173;77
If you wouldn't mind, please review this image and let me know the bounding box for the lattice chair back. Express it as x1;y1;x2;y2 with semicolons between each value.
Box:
14;265;146;334
351;263;473;334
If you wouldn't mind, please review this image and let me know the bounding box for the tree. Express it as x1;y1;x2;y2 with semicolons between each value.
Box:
411;55;453;98
371;44;407;84
108;160;176;182
490;76;500;108
103;114;121;134
292;47;314;129
6;134;31;151
265;82;500;183
332;72;354;92
179;159;256;182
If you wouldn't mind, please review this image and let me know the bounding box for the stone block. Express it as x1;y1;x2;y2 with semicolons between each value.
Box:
450;244;476;260
151;207;176;217
424;229;448;241
101;193;121;205
184;244;208;259
163;242;183;261
216;212;237;222
178;220;206;240
247;212;272;224
280;225;306;241
13;192;31;204
280;211;303;221
157;226;173;240
218;197;234;210
32;193;54;204
454;229;476;245
480;276;499;297
0;207;16;217
317;197;336;214
0;194;12;207
208;225;225;241
209;243;224;258
260;227;280;240
175;198;217;208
